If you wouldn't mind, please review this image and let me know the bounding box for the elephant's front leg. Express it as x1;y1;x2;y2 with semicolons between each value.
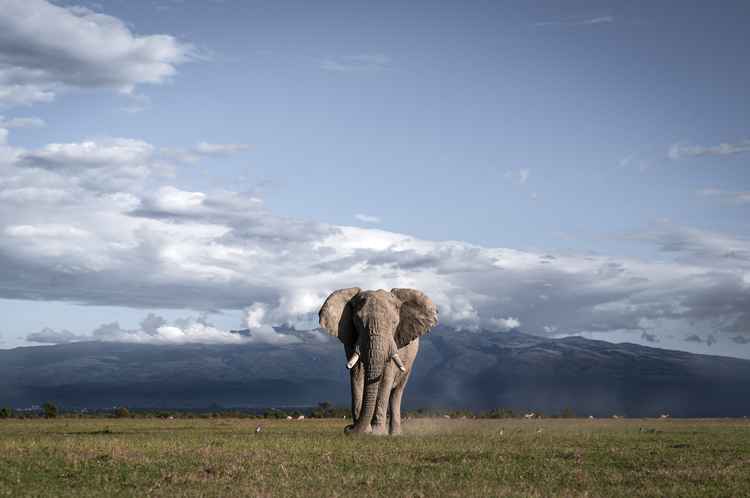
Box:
349;362;364;424
371;363;398;435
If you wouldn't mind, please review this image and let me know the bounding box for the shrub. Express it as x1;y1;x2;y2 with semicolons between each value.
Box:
42;402;58;419
0;407;11;418
560;407;576;419
484;408;515;419
113;407;130;418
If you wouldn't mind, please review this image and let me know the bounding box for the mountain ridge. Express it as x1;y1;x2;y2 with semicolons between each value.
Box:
2;327;749;417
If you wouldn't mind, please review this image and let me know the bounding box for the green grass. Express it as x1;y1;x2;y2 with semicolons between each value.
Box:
1;418;749;497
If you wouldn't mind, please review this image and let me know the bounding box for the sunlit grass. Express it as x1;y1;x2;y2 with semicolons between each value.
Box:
1;418;749;497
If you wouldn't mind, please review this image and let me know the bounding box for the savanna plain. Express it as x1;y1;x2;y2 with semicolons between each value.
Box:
1;417;749;497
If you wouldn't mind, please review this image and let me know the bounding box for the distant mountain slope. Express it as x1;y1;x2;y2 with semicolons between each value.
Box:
2;327;749;416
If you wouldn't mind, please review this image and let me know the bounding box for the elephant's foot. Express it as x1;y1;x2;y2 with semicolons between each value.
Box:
344;423;372;435
371;423;388;436
389;425;402;436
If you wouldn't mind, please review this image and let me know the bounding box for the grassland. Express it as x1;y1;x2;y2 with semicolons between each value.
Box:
1;417;749;497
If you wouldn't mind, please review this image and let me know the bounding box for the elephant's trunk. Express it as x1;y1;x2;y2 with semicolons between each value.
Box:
350;325;388;433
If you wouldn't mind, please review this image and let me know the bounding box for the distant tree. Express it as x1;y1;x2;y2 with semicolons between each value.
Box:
560;407;576;419
113;407;130;418
263;409;288;419
42;402;58;419
484;408;515;419
0;407;11;418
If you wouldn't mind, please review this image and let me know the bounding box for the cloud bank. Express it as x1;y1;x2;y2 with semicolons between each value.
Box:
0;126;749;347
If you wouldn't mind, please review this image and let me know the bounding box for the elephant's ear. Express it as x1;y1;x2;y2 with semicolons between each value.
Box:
391;288;438;348
319;287;361;346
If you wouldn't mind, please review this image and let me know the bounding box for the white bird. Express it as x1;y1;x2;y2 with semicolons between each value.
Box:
255;425;262;434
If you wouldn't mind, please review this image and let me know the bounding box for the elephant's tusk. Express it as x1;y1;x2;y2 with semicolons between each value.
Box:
388;337;407;372
346;352;360;369
391;353;407;372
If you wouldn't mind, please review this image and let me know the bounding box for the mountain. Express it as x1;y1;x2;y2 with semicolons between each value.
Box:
2;326;750;417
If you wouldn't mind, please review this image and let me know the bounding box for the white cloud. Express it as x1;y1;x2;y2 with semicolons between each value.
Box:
194;142;251;155
0;0;193;106
14;137;174;194
622;221;750;264
669;140;750;160
354;213;381;224
154;186;206;211
506;168;531;185
320;54;390;72
26;327;86;344
28;312;300;346
5;224;89;239
582;16;614;25
20;139;154;168
90;319;248;345
160;142;251;163
489;317;521;332
698;188;750;205
534;16;614;27
0;116;45;128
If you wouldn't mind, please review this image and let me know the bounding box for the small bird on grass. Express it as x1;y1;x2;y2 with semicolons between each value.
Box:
255;425;262;434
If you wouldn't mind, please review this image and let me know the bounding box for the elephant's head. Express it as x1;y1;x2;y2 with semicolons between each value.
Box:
319;287;438;432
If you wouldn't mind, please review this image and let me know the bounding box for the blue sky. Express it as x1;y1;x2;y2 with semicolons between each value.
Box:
0;0;749;357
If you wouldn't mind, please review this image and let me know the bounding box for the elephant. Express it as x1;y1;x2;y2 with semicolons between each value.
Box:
318;287;438;435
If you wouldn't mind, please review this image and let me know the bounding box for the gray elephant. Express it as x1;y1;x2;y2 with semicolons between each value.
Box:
319;287;438;435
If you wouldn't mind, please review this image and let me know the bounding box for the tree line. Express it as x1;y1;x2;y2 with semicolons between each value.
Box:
0;402;583;420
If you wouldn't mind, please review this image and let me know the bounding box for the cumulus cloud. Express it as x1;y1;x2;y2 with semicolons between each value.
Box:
89;318;250;345
489;317;521;332
26;327;86;344
2;130;750;346
668;140;750;160
355;213;381;224
26;313;298;346
14;138;175;194
0;0;193;106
